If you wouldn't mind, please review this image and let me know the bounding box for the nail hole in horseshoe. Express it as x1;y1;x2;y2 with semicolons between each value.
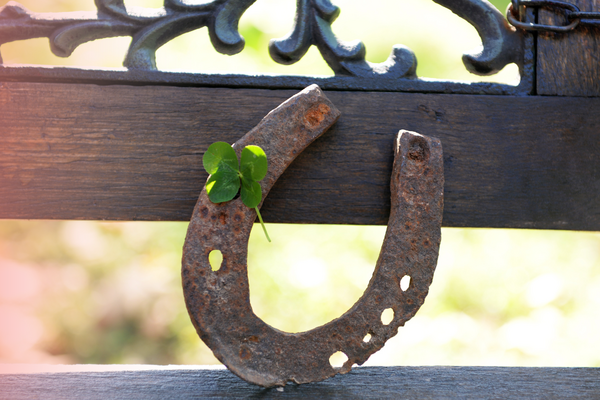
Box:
208;249;223;271
363;333;372;343
329;351;348;368
400;275;411;291
381;308;394;325
408;136;429;162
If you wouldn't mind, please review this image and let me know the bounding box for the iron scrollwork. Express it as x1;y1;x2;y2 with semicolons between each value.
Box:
0;0;258;70
269;0;417;78
0;0;524;78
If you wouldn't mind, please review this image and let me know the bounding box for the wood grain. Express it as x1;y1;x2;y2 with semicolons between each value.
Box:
537;0;600;96
1;366;599;399
1;82;600;229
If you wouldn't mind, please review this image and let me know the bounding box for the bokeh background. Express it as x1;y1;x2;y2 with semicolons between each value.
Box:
1;0;599;369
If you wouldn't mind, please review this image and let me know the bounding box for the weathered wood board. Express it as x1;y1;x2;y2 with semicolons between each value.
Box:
1;366;599;399
537;0;600;96
1;82;599;229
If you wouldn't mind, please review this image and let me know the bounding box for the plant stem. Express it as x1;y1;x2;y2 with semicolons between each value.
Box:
254;207;271;242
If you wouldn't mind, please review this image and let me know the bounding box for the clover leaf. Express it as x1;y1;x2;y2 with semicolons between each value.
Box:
202;142;271;242
240;145;268;207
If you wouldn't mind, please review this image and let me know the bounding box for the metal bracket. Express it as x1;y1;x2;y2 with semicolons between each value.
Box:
181;85;444;387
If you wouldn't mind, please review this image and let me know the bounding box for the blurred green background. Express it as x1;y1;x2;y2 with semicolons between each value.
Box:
1;0;599;368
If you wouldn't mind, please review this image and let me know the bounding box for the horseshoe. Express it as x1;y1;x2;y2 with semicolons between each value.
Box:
182;85;444;387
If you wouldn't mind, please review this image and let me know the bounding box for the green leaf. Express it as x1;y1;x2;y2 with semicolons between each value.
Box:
202;141;271;242
240;145;268;182
240;178;262;208
206;169;240;203
203;142;238;175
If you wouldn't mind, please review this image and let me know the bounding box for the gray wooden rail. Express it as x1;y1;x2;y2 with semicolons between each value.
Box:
2;366;600;399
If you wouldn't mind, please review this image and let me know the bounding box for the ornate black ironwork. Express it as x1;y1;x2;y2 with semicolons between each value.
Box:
0;0;524;77
0;0;257;69
269;0;417;78
434;0;523;76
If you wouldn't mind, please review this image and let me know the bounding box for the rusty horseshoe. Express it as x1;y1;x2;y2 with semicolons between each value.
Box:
182;85;444;387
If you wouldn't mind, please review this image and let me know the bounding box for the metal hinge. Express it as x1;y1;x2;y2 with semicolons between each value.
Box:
508;0;600;32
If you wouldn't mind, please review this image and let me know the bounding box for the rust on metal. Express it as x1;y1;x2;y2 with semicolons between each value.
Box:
182;84;444;387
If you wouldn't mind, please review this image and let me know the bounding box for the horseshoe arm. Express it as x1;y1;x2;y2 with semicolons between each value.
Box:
182;85;443;387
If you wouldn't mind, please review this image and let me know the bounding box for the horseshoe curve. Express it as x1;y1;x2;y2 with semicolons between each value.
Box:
182;85;444;387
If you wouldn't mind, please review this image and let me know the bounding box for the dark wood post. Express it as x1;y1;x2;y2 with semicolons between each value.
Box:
537;0;600;95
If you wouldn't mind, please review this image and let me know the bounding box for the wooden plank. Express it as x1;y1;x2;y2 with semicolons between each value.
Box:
537;0;600;96
1;82;600;229
1;366;599;399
